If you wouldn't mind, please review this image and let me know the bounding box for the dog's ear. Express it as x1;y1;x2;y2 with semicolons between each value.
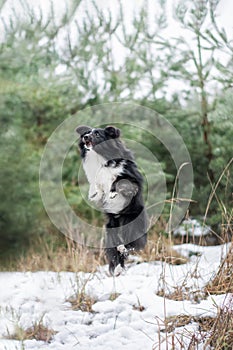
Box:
76;125;92;136
105;126;120;139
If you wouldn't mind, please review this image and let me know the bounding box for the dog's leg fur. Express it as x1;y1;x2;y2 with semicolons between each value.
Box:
105;234;147;275
105;204;147;275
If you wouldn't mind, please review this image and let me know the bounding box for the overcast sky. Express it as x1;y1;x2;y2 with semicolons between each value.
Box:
1;0;233;38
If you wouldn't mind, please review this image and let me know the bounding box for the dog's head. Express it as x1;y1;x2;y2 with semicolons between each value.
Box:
76;125;134;161
76;125;120;151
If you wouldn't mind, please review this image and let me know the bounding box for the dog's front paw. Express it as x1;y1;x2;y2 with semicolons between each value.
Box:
116;179;138;198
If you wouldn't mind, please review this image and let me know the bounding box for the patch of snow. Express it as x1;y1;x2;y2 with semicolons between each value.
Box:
174;219;211;237
0;244;231;350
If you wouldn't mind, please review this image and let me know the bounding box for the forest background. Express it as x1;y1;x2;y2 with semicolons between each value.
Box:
0;0;232;269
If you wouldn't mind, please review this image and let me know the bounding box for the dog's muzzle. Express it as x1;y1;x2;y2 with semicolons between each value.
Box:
83;134;93;149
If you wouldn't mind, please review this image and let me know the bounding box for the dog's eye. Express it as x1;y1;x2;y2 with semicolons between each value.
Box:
94;131;100;137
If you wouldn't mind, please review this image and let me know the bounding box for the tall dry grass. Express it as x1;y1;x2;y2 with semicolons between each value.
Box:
1;233;105;273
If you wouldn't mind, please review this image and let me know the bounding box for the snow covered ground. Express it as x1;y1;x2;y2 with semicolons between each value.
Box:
0;243;231;350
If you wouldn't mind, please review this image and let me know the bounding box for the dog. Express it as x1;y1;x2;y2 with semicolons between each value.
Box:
76;125;148;275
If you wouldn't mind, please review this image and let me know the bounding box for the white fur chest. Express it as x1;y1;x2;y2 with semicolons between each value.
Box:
82;149;124;203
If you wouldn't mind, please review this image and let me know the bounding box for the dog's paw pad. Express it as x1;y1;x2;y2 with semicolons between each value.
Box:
109;191;118;199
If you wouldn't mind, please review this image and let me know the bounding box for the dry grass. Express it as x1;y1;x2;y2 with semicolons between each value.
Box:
1;219;188;273
66;273;97;312
158;307;233;350
157;287;205;303
2;234;105;273
155;286;233;349
204;304;233;350
67;293;96;312
132;304;145;312
162;314;216;334
205;242;233;295
132;295;145;312
162;314;193;333
170;238;233;304
139;224;188;266
7;318;56;343
109;292;121;301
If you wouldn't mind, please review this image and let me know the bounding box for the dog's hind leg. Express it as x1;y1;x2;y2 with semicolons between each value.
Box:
105;247;121;275
105;245;129;276
105;215;132;276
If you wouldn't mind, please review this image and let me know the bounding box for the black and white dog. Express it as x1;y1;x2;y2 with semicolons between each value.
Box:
76;125;148;275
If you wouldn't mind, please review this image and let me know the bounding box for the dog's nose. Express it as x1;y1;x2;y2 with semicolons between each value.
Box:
84;135;89;141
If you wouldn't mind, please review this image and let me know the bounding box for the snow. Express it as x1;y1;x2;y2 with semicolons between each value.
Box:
174;219;211;237
0;243;231;350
